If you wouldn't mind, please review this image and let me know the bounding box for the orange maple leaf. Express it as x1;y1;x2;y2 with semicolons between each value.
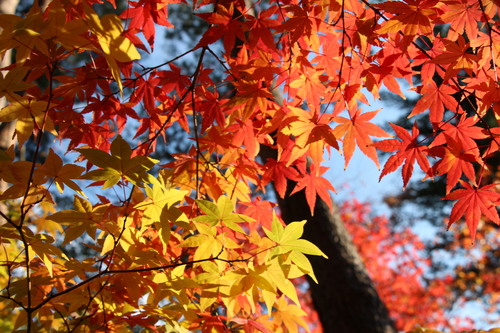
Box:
439;0;482;41
374;122;431;188
333;108;391;169
376;0;440;36
280;106;338;167
432;36;478;82
444;181;500;242
409;81;459;123
430;115;488;152
288;68;326;107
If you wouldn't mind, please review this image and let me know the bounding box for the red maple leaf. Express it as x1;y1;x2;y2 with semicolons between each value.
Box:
239;197;276;232
483;127;500;158
444;181;500;242
374;122;431;188
262;159;300;199
120;0;175;50
290;165;335;215
430;136;482;194
332;108;391;169
129;72;161;111
195;5;247;52
430;115;488;152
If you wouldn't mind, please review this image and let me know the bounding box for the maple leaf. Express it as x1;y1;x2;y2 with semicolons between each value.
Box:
229;81;274;121
46;196;108;244
78;135;158;188
129;72;161;112
28;233;68;277
430;115;488;152
255;257;301;312
439;0;482;41
41;149;86;196
264;217;327;282
409;81;459;124
288;67;327;107
231;317;274;333
333;108;391;169
85;10;141;91
44;3;90;51
239;198;276;232
194;196;254;234
245;6;280;52
0;66;32;99
134;178;188;250
280;106;338;166
135;179;187;227
483;127;500;158
195;4;246;52
266;296;309;333
444;181;500;242
0;7;50;63
120;0;174;50
276;4;318;46
374;122;431;188
432;36;477;82
376;0;440;36
0;157;43;200
182;222;231;262
229;118;260;158
429;137;482;194
0;97;56;147
262;159;300;199
290;165;335;215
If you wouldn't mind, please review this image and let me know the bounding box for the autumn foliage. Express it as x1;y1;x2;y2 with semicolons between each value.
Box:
0;0;499;331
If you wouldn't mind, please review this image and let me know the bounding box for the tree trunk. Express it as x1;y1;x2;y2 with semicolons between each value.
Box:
278;190;397;333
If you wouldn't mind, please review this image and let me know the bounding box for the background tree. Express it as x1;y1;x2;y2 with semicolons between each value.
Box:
0;0;498;332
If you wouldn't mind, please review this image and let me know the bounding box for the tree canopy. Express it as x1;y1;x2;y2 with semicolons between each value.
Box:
0;0;499;331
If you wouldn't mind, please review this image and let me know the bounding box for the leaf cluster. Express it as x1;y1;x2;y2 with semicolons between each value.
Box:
0;0;499;331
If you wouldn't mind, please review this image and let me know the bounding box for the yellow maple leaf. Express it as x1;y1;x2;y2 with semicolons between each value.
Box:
135;179;187;227
41;149;85;196
134;179;188;251
0;8;49;63
85;7;141;91
28;233;68;277
264;216;327;283
78;135;158;189
44;1;90;51
194;195;254;234
0;97;56;147
267;296;309;333
0;67;32;99
46;195;107;244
